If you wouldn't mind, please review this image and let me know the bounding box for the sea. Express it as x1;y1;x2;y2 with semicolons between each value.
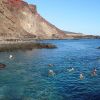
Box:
0;39;100;100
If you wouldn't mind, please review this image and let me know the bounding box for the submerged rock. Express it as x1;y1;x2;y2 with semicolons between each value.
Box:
97;47;100;49
0;63;6;69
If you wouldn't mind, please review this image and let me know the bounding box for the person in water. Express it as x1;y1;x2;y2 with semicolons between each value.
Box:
80;73;84;80
91;68;97;76
48;64;54;67
48;70;55;76
67;67;74;72
9;55;13;59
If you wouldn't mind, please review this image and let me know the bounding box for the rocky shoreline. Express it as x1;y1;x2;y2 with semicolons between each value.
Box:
0;37;100;52
0;40;57;52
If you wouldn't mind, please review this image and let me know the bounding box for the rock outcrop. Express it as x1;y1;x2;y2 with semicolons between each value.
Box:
0;63;6;69
97;47;100;49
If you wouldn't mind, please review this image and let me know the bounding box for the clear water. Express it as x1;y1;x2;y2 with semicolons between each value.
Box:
0;39;100;100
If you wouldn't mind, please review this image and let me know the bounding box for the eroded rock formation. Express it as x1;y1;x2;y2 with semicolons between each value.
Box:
0;0;99;40
0;0;67;40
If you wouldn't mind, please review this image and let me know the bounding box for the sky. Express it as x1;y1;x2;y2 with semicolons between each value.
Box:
25;0;100;35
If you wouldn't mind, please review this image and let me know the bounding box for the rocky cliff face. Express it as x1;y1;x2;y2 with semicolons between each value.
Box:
0;0;99;40
0;0;67;40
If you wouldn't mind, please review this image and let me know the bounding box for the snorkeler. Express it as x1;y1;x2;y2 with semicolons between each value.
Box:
48;64;54;67
67;67;74;72
80;73;84;80
91;68;97;76
48;70;55;76
9;55;13;59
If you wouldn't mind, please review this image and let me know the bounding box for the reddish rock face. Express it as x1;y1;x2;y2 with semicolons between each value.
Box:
8;0;21;5
7;0;28;9
0;0;74;39
29;4;37;14
8;0;21;2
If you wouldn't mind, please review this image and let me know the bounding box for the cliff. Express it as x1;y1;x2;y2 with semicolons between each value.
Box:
0;0;67;40
0;0;99;40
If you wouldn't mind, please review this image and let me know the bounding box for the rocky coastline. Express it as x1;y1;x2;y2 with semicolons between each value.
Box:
0;39;57;52
0;0;100;52
0;36;100;52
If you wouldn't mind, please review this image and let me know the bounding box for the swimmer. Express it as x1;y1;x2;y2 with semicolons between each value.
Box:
91;68;97;76
67;67;74;72
80;73;84;80
48;70;55;76
9;55;13;59
48;64;54;67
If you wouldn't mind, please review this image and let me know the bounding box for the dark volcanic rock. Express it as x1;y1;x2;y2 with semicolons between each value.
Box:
0;42;57;52
97;47;100;49
0;63;6;69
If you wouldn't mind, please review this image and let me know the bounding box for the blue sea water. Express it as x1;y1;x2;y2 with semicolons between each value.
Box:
0;39;100;100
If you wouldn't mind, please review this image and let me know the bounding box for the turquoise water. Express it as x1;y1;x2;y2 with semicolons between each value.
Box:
0;39;100;100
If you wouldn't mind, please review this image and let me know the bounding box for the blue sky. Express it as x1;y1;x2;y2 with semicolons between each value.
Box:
25;0;100;35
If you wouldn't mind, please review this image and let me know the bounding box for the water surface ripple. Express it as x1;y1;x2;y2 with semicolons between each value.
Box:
0;39;100;100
